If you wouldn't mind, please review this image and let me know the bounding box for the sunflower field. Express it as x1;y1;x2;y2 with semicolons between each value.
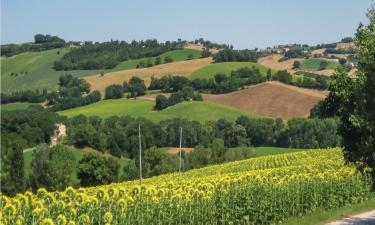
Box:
1;148;373;225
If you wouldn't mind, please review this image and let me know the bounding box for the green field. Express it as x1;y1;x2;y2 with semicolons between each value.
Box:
189;62;276;80
0;48;102;93
301;58;340;71
1;48;201;93
23;146;130;184
59;98;261;122
1;102;37;111
111;48;202;71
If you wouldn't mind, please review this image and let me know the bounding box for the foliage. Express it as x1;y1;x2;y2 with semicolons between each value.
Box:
77;153;120;187
154;95;169;110
1;34;66;57
29;144;76;191
54;39;181;70
49;74;101;111
321;7;375;184
1;107;58;148
105;84;124;99
0;135;25;196
2;149;373;224
213;49;260;63
126;76;147;98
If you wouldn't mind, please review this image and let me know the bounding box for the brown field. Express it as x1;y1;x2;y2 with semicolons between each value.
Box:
258;54;336;76
138;93;171;101
84;57;213;94
202;81;327;119
311;48;326;56
336;42;354;49
258;54;296;73
185;44;220;54
168;147;193;155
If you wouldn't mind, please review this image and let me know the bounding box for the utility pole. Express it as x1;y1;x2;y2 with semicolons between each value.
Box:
179;127;182;172
138;123;142;185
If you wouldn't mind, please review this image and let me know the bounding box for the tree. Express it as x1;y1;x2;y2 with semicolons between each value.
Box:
319;61;329;70
324;6;375;185
1;135;25;196
209;138;227;163
164;56;173;63
339;58;347;65
120;159;138;181
154;57;161;65
30;144;76;191
105;84;124;99
77;153;120;187
293;60;301;69
143;147;177;177
201;48;211;58
266;69;272;81
188;54;194;60
155;95;169;110
71;124;96;148
127;76;147;98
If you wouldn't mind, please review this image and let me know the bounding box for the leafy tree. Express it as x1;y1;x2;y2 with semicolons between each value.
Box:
323;6;375;184
209;138;227;163
155;95;169;110
164;56;173;63
319;61;329;70
185;146;211;169
120;159;138;181
30;144;76;191
266;69;272;81
127;76;147;98
143;147;177;177
339;58;347;65
71;124;96;148
77;153;120;187
201;48;211;58
188;54;193;60
105;84;124;99
0;135;25;196
154;57;161;65
293;60;301;69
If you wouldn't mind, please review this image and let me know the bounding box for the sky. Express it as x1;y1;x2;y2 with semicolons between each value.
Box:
1;0;372;49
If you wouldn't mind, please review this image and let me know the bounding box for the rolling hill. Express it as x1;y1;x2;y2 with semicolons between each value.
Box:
1;48;203;93
189;62;275;80
58;98;262;122
110;48;203;71
84;57;213;95
202;81;327;119
0;48;102;92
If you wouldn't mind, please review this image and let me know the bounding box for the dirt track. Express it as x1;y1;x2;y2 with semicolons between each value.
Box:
84;57;213;95
202;81;327;119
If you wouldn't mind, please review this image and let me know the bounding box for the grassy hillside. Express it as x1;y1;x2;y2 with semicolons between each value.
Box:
111;48;202;71
189;62;276;80
1;102;37;111
59;98;261;122
301;58;340;71
1;48;201;93
1;48;102;93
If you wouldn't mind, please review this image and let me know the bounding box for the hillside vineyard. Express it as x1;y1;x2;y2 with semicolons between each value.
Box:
1;148;372;225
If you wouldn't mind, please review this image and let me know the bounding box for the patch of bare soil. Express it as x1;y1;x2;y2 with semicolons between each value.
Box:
202;81;328;119
84;57;213;95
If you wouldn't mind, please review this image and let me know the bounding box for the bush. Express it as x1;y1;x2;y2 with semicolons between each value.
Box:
155;95;169;110
77;153;120;187
105;84;124;99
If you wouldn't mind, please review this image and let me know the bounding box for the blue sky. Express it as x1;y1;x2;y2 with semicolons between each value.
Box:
1;0;372;49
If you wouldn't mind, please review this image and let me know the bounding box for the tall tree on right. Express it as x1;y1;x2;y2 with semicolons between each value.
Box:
323;5;375;184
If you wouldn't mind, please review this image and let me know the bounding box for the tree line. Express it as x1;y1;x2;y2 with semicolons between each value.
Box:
1;34;66;57
54;39;182;70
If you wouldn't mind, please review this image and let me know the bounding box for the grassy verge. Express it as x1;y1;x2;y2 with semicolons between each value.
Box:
282;198;375;225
